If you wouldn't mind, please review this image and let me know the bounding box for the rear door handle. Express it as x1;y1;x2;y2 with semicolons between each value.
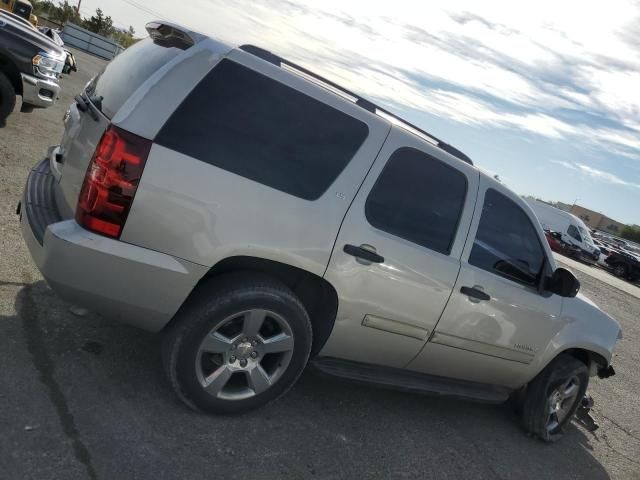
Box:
343;244;384;264
460;286;491;301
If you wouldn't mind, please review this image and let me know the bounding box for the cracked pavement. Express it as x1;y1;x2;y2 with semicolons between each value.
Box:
1;48;639;479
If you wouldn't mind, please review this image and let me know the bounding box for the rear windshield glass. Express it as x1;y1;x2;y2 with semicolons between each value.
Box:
155;59;369;200
87;38;182;119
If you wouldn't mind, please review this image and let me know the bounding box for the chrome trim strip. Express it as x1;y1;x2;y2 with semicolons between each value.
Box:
431;332;535;364
362;315;429;341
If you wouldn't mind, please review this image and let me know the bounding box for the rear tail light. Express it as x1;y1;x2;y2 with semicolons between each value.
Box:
76;125;152;238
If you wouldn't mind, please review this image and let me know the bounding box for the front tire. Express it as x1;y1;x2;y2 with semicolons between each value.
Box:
0;72;17;125
163;274;312;414
521;354;589;442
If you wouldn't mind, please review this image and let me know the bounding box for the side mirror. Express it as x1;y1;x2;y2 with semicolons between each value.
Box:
548;267;580;297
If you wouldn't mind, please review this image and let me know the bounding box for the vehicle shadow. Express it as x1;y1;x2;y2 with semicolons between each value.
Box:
3;281;613;480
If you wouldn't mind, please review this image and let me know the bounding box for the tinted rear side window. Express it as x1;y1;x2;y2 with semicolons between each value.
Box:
155;59;369;200
87;38;182;119
365;147;468;255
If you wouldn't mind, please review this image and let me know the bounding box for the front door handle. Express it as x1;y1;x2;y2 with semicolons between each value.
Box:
460;286;491;301
344;244;384;264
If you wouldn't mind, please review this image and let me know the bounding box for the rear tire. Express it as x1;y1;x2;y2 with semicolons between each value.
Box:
521;354;588;442
612;263;628;279
162;274;313;414
0;72;17;125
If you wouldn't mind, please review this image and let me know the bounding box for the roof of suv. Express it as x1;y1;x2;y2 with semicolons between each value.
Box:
144;22;473;166
238;44;474;166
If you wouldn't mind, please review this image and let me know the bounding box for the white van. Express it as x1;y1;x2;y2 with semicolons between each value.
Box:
525;199;599;260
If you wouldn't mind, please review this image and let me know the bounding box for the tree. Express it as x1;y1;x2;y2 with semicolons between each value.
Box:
33;2;141;46
112;25;138;48
83;8;114;37
620;226;640;243
42;0;81;24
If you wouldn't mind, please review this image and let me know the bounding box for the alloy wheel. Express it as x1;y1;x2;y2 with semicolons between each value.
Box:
546;376;581;433
195;309;294;400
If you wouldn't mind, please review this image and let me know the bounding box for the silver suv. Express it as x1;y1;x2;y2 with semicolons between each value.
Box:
19;22;621;442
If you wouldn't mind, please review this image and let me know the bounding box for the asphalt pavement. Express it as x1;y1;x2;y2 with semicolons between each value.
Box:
0;48;639;480
554;254;640;300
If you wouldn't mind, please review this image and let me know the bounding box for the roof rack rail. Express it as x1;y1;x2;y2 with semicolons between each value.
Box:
239;44;473;166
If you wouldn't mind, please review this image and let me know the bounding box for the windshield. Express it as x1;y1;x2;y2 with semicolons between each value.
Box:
13;1;32;18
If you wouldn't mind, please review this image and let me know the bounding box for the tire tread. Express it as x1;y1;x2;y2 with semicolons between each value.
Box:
162;273;312;414
521;353;588;442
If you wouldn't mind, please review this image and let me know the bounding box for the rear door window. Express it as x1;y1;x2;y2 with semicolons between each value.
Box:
469;189;545;286
155;59;369;200
364;147;468;255
87;38;183;119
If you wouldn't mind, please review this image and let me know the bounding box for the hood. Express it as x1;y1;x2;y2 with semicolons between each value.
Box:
0;12;65;57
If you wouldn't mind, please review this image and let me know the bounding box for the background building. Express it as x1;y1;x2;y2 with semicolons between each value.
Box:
569;205;626;234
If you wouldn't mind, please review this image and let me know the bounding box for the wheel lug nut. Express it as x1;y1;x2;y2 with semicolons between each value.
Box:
229;356;236;363
240;359;247;367
251;351;258;359
251;340;257;347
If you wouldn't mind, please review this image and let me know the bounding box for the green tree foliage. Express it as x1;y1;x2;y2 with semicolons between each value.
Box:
620;226;640;243
36;0;81;24
33;1;138;46
82;7;114;37
111;25;138;48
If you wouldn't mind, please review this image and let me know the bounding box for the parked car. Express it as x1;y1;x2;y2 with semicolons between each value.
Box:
593;239;613;267
19;21;621;442
525;199;599;261
2;13;77;74
0;0;38;27
605;250;640;281
38;26;78;74
0;10;65;123
544;229;562;253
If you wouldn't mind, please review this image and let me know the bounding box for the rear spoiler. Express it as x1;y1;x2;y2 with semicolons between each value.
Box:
145;21;204;50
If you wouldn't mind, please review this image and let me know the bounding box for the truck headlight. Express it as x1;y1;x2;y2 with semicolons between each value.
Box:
32;52;64;79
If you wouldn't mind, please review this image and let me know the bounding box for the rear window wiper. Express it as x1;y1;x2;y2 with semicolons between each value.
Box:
74;94;100;121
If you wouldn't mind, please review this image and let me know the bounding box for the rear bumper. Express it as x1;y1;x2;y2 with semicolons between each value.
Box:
20;158;207;331
20;73;60;109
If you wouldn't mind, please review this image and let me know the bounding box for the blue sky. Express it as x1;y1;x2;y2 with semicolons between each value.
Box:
81;0;640;224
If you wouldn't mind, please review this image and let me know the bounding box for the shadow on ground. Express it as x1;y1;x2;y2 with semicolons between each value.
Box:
0;281;611;480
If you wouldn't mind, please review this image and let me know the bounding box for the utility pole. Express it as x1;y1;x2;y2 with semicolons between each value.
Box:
570;197;581;215
76;0;82;13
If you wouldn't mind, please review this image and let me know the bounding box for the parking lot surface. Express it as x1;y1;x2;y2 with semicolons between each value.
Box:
555;254;640;300
1;49;639;480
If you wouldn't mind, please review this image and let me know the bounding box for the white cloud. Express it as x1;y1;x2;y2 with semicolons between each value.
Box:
90;0;640;157
199;0;640;157
551;160;640;188
575;164;640;188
